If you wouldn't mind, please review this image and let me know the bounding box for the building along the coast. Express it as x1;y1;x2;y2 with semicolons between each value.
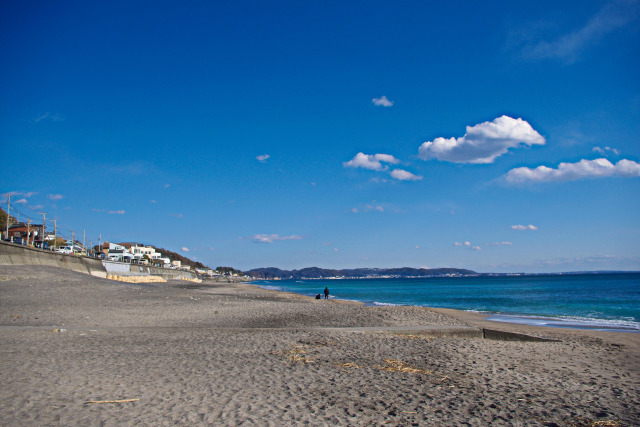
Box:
100;242;174;268
6;222;44;246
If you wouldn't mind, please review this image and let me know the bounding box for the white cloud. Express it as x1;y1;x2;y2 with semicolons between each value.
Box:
7;191;37;199
252;234;303;243
35;112;49;122
47;194;64;201
511;225;538;231
103;162;151;176
418;116;545;164
504;158;640;183
353;204;385;213
164;184;171;189
15;198;27;204
593;146;620;155
108;210;125;215
390;169;423;181
454;241;481;250
34;112;64;122
487;242;513;246
372;95;394;107
256;154;270;162
181;247;190;252
523;1;639;63
535;254;640;269
343;152;400;171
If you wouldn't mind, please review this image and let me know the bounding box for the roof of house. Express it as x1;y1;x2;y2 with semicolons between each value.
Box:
8;222;43;230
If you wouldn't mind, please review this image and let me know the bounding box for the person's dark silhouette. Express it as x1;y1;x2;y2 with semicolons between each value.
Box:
324;287;330;299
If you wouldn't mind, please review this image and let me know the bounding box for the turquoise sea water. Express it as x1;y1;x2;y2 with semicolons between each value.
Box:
252;273;640;332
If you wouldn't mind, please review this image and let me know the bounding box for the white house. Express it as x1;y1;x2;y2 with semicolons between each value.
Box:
107;243;134;262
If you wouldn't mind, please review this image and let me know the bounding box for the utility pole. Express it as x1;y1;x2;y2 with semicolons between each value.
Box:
5;194;10;239
71;230;75;247
52;219;57;249
83;229;86;252
26;219;31;246
40;212;46;244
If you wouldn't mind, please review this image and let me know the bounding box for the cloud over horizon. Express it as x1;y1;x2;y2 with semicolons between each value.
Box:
418;116;545;164
252;234;303;243
487;241;513;246
256;154;270;163
504;158;640;183
512;225;538;230
352;203;384;214
454;241;482;251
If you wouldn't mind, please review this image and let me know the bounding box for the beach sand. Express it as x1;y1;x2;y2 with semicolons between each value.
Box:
1;265;638;426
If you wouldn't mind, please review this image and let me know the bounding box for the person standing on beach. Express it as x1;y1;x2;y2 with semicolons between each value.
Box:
324;287;329;299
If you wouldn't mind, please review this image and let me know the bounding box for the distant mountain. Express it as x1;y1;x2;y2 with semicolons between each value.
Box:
246;267;477;279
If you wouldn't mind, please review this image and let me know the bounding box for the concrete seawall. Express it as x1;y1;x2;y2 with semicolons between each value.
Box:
0;240;107;277
102;260;197;280
0;241;198;280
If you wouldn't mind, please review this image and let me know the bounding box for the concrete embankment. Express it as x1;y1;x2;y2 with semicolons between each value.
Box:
0;241;198;280
0;241;107;277
102;260;197;280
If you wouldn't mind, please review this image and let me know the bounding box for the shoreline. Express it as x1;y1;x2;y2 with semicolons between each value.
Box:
249;278;640;334
249;280;640;360
248;281;640;356
2;265;639;425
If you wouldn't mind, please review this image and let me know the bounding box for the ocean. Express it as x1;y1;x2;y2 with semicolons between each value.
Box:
252;273;640;332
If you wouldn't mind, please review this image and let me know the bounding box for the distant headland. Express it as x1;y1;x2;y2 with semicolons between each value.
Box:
245;267;477;280
245;267;638;280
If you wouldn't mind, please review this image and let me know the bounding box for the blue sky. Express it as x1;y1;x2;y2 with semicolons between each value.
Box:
2;0;639;273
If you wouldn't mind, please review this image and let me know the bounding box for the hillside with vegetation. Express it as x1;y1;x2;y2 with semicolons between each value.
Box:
131;244;245;275
145;245;209;270
0;207;16;230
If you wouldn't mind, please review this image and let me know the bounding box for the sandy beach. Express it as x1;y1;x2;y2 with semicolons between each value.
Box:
1;265;638;426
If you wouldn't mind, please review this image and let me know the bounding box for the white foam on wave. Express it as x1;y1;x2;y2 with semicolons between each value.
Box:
255;284;285;292
486;313;640;332
371;301;401;307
